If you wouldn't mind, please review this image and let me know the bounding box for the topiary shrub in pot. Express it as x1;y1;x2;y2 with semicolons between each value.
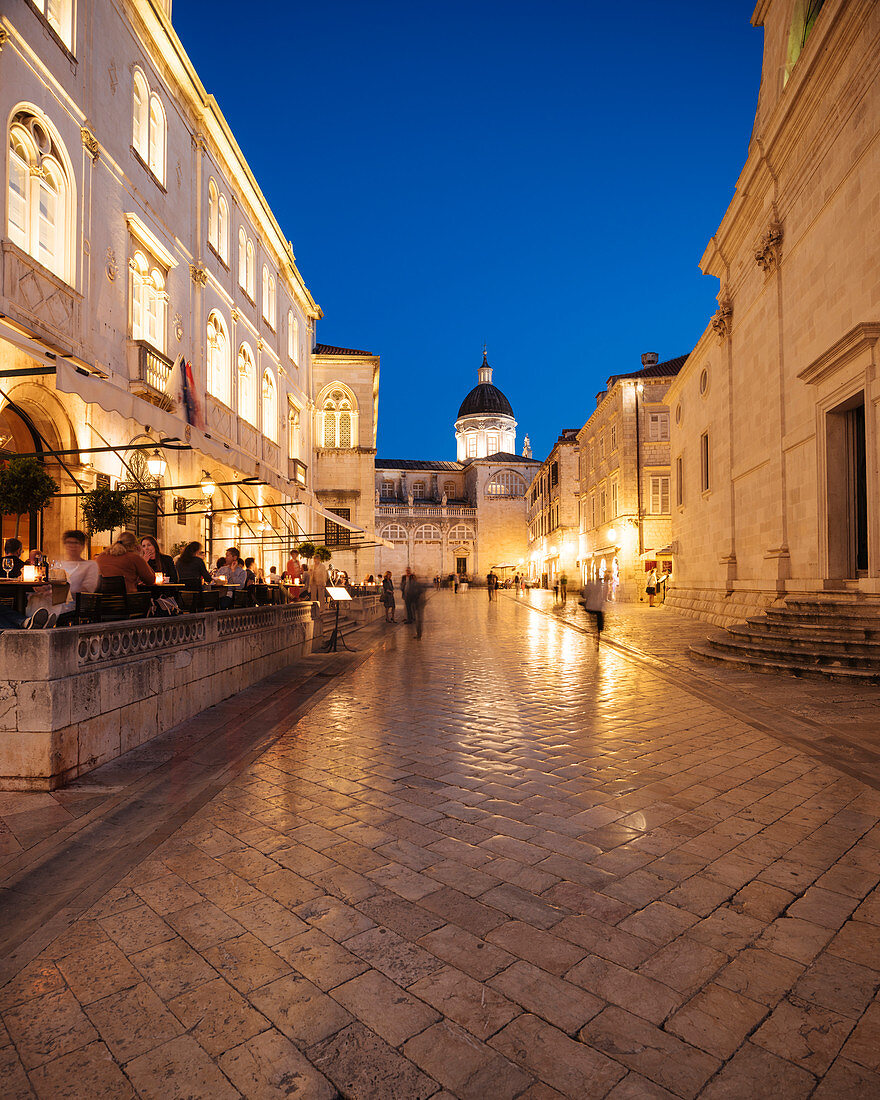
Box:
80;487;136;537
0;456;59;537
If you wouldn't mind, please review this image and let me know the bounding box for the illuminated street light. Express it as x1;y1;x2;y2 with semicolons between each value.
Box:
146;449;167;479
200;473;216;498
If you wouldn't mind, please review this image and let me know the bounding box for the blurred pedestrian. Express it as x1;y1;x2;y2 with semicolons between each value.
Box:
579;577;608;647
382;570;396;622
560;572;568;604
408;572;428;639
402;567;414;622
487;569;498;601
646;566;658;607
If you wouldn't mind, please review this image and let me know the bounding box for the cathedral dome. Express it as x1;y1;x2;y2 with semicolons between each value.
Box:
457;353;514;418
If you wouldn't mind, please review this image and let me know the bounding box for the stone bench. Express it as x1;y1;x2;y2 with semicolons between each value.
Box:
0;602;316;790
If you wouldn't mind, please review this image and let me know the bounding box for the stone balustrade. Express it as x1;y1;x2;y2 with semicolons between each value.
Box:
0;602;316;791
377;504;477;517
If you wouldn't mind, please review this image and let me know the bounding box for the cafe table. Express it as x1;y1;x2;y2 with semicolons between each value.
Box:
0;578;70;615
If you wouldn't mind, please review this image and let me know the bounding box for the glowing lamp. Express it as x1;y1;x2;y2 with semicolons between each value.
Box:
147;449;167;479
200;474;216;498
608;528;617;542
22;565;40;583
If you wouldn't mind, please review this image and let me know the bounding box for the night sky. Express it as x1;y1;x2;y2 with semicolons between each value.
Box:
172;2;763;463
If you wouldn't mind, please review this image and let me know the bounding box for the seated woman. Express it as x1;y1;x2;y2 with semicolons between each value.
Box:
176;541;212;589
96;532;155;593
140;535;179;583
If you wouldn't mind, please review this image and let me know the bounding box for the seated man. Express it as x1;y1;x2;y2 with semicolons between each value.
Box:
214;546;246;608
25;529;100;626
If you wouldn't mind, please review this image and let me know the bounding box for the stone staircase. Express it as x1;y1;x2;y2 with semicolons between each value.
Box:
690;593;880;683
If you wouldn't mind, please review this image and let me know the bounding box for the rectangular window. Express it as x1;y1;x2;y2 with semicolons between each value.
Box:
599;487;606;524
676;456;683;506
649;476;670;514
486;433;499;454
648;412;670;442
588;443;593;469
610;479;618;519
325;507;351;548
701;433;710;492
599;432;605;460
610;422;618;451
381;479;394;496
550;461;558;488
590;494;596;528
412;482;425;499
466;434;477;457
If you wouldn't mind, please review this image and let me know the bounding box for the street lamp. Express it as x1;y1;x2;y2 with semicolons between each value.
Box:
146;449;167;480
199;473;217;498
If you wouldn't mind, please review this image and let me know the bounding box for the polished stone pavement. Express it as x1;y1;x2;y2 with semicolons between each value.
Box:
1;592;880;1098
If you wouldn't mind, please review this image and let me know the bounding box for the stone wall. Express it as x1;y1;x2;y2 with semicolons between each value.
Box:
0;604;315;791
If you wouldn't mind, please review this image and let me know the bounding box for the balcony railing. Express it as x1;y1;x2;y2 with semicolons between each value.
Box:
132;341;174;410
377;503;476;517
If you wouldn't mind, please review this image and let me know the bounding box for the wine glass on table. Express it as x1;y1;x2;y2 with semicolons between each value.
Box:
1;556;12;580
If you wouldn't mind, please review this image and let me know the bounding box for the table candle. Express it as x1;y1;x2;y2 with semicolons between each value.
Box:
22;565;39;583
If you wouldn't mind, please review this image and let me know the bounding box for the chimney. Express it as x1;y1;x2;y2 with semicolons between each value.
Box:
641;352;659;368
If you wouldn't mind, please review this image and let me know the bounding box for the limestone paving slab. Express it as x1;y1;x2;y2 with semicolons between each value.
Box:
2;595;880;1096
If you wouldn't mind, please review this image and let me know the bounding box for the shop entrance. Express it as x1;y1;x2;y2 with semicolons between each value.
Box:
826;394;868;577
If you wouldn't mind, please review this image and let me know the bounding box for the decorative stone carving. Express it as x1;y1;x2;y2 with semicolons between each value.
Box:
108;60;118;94
190;264;208;286
2;242;82;344
231;308;240;324
81;127;100;163
217;603;311;637
755;222;783;274
77;619;206;666
0;29;8;52
105;247;118;282
173;312;183;341
711;299;733;343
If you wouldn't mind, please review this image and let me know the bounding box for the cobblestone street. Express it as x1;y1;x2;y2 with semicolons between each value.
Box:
2;592;880;1098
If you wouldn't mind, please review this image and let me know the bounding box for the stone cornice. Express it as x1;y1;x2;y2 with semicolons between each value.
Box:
797;322;880;386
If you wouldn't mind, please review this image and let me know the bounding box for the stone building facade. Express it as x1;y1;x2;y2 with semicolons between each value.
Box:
666;0;880;624
0;0;369;570
375;356;539;582
577;354;685;601
311;344;379;579
526;429;580;587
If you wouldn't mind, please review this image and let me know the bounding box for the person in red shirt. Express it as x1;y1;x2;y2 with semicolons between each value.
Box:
96;531;156;593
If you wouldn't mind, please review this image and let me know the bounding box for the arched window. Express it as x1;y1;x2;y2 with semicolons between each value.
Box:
246;239;255;299
319;387;358;449
486;470;526;497
208;180;218;249
288;405;301;460
207;311;230;405
133;71;165;183
262;266;269;317
8;113;72;282
148;94;166;183
262;369;277;442
268;276;276;328
414;524;441;542
238;228;246;289
381;524;407;542
131;250;166;351
217;195;228;262
448;524;475;541
288;312;299;363
133;71;149;158
237;343;256;425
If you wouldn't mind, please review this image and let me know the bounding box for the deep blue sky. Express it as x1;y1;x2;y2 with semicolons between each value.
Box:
173;2;763;463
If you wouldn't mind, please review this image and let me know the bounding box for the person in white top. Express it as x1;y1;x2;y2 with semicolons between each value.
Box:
310;556;329;606
26;530;101;625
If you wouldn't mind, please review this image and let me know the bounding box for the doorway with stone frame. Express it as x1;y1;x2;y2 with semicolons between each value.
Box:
825;393;868;579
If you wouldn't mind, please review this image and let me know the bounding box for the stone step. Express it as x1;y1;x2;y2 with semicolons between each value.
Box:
704;632;880;669
728;623;880;655
746;618;877;642
690;642;880;683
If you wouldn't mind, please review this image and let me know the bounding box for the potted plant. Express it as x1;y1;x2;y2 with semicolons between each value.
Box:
313;546;332;563
81;487;135;536
0;456;59;537
295;541;317;561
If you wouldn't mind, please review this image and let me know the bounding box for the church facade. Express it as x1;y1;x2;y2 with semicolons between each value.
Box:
374;355;539;582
